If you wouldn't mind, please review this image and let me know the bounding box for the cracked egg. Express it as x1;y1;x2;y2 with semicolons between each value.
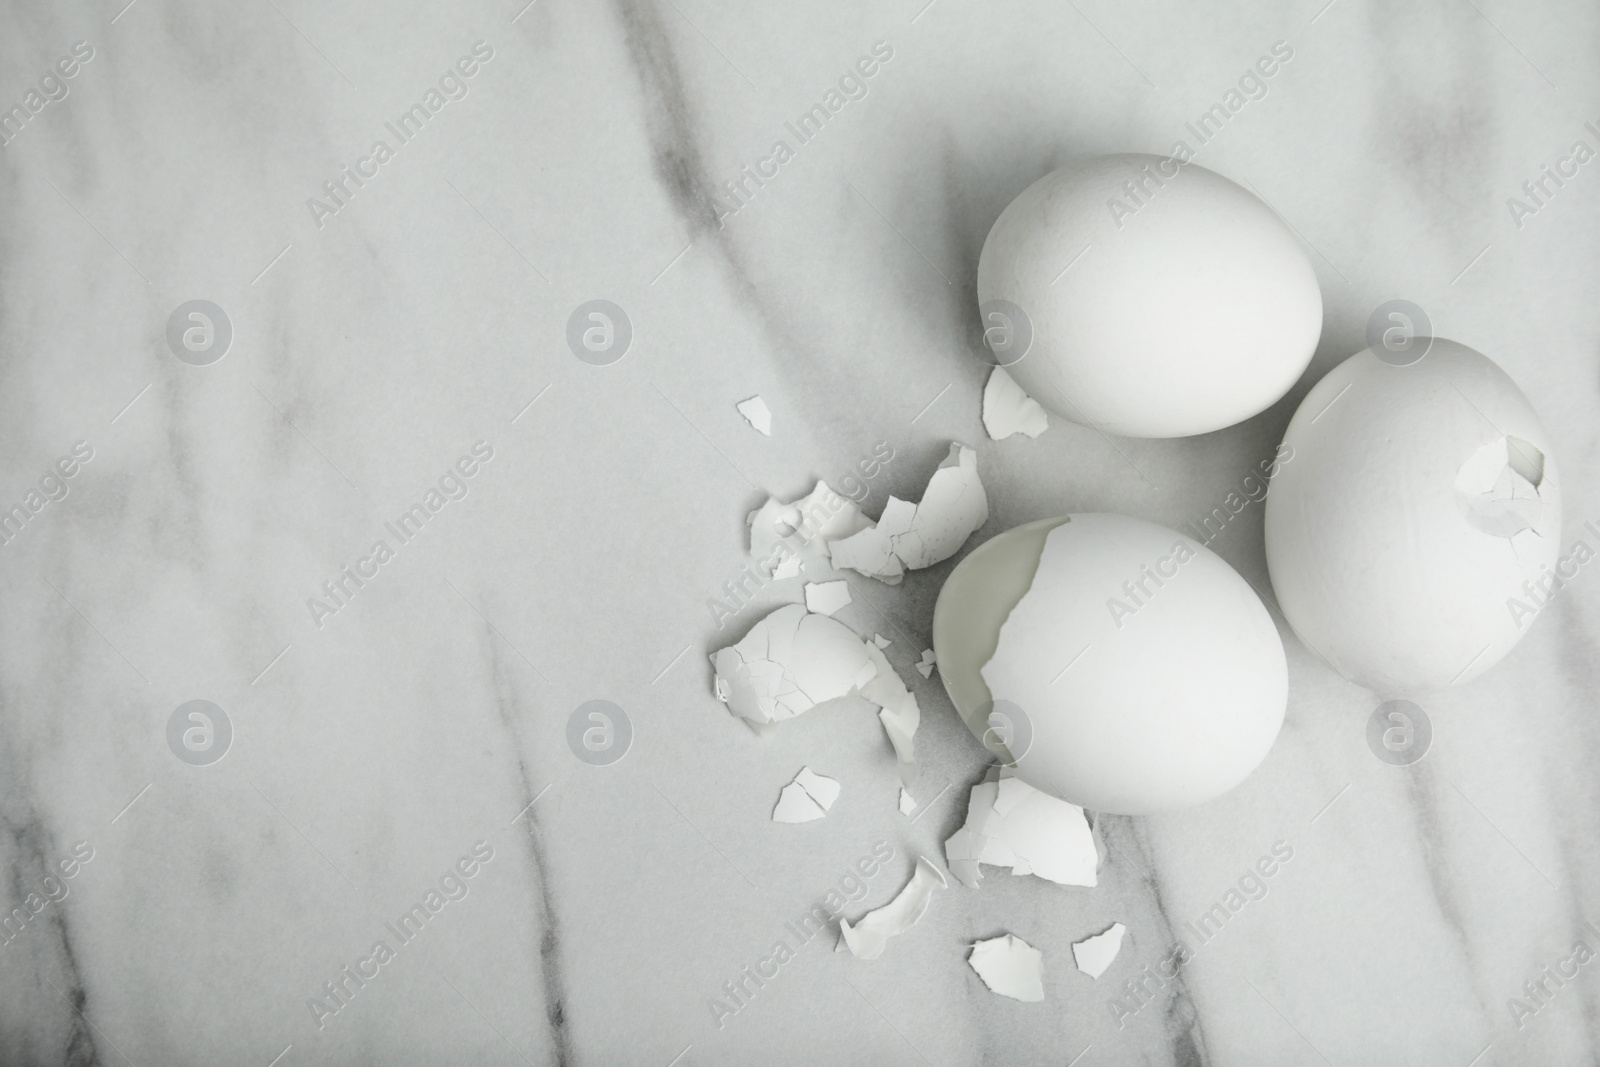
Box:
933;515;1287;814
1264;339;1561;693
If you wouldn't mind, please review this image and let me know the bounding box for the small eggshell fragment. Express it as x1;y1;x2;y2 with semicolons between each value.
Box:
976;153;1321;438
933;514;1287;815
1264;339;1561;693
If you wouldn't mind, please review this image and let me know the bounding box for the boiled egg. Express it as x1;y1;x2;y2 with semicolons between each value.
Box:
1264;339;1561;692
933;514;1287;814
976;153;1322;438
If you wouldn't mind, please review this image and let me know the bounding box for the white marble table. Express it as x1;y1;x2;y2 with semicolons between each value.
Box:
1;0;1597;1063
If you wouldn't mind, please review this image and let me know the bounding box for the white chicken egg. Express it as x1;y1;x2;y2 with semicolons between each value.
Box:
933;514;1287;814
976;153;1322;438
1264;339;1561;693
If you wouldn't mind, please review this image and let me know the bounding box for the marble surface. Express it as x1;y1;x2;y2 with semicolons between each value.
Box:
1;0;1598;1063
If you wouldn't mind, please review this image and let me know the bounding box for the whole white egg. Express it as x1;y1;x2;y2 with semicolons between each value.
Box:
1264;339;1561;693
976;153;1322;438
933;514;1287;814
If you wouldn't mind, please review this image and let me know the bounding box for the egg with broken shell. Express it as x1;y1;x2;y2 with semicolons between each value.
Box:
1264;339;1561;693
976;153;1322;438
933;514;1287;815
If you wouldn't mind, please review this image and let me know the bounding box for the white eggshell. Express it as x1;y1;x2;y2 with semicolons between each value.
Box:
976;153;1321;438
1264;340;1561;693
933;514;1287;815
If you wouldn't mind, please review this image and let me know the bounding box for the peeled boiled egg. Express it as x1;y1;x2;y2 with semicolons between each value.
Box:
933;514;1287;814
975;153;1322;438
1264;339;1561;693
